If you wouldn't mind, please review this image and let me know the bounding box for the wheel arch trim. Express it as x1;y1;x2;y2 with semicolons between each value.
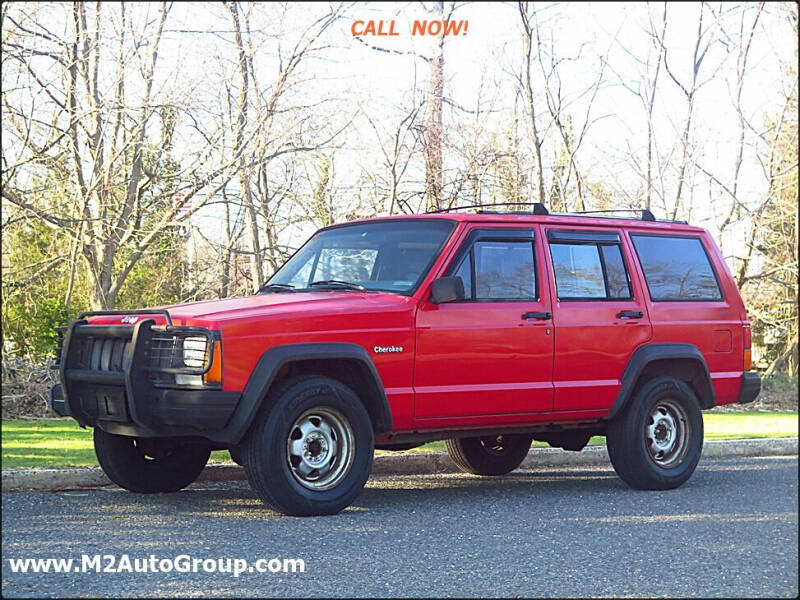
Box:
214;342;392;445
604;343;714;421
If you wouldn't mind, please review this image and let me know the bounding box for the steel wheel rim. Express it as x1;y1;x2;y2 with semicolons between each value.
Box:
286;407;355;491
645;398;690;468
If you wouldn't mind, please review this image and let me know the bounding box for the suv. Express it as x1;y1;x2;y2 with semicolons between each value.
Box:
50;204;761;516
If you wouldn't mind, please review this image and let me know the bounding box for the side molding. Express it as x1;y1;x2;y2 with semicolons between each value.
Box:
213;342;392;445
604;343;714;421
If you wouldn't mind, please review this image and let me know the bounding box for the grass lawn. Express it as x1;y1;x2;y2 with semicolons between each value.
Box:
2;412;797;469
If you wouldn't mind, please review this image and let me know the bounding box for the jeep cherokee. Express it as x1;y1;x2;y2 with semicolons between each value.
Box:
50;204;761;516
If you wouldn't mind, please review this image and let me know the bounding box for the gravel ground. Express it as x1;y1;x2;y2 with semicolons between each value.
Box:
2;456;797;598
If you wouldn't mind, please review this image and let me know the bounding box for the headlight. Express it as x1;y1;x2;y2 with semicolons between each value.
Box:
182;336;208;369
148;329;221;387
175;336;209;386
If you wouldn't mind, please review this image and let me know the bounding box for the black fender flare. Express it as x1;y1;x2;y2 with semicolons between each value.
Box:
604;343;714;421
212;342;392;445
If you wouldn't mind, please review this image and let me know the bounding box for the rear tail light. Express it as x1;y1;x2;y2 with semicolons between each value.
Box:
743;325;752;371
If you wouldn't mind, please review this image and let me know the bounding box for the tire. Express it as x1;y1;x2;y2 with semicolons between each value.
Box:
607;376;703;490
535;430;593;452
242;376;374;516
93;429;210;493
229;445;245;466
445;433;533;476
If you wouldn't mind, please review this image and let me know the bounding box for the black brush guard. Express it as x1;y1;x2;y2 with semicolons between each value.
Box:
50;310;240;440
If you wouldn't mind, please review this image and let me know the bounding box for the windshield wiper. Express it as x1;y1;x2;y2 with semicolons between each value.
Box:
259;283;295;293
308;280;365;291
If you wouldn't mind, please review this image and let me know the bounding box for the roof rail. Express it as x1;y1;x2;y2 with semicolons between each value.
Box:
562;209;656;221
427;203;687;224
428;202;549;215
555;209;688;224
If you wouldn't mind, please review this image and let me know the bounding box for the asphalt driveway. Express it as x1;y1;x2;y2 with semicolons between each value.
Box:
2;455;797;598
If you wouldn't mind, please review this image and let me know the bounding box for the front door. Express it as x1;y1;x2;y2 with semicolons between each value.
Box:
542;226;653;411
414;226;554;420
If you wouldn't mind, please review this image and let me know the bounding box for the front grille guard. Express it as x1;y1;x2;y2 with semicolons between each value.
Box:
57;312;220;427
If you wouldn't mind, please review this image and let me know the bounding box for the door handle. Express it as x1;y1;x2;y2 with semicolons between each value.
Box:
522;311;552;320
617;310;644;319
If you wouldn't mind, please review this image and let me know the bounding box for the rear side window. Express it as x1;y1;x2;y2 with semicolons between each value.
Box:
455;240;537;300
631;235;723;301
548;232;633;300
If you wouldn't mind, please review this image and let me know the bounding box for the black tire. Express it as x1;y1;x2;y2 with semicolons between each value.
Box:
242;376;374;516
445;433;533;476
607;376;703;490
229;446;245;466
93;429;210;493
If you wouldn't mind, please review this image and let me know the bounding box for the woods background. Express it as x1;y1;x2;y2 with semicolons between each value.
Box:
1;2;797;415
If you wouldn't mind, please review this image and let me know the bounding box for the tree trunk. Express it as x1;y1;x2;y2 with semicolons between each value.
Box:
423;1;445;212
519;3;546;206
228;2;264;292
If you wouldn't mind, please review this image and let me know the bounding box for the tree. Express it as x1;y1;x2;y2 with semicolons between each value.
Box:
659;2;729;219
740;66;798;375
360;96;423;216
223;1;345;291
2;2;237;309
517;1;547;206
352;2;455;212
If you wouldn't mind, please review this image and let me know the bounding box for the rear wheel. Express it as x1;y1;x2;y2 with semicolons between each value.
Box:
94;429;210;493
607;376;703;490
228;445;245;466
445;433;533;476
243;376;374;516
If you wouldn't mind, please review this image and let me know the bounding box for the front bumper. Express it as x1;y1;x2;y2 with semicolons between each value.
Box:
50;316;240;441
737;372;761;404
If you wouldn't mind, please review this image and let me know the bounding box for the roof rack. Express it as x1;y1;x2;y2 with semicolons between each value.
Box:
426;203;687;224
429;202;550;215
562;208;656;222
559;209;689;224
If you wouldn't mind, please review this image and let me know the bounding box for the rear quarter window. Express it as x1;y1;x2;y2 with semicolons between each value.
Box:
630;234;723;301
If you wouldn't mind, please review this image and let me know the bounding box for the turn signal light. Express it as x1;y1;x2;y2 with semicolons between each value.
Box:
203;340;223;384
743;325;752;371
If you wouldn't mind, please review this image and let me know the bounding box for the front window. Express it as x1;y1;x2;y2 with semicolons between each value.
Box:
454;240;537;300
266;220;454;295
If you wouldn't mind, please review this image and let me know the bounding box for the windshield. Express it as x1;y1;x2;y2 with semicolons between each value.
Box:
266;220;454;295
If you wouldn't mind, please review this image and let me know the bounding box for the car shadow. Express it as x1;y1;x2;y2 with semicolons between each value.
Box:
57;467;630;520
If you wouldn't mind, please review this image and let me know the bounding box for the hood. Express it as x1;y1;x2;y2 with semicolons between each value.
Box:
80;291;413;327
167;291;411;324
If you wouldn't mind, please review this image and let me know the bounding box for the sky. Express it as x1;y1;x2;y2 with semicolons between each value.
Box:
4;2;796;260
161;2;794;253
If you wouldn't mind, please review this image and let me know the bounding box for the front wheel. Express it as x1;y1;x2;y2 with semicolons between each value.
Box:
445;433;533;476
243;376;374;516
94;429;210;493
607;376;703;490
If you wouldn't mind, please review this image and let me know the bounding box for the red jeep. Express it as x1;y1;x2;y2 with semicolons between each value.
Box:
51;205;761;516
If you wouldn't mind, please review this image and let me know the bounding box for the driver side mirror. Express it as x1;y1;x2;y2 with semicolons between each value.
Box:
430;276;466;304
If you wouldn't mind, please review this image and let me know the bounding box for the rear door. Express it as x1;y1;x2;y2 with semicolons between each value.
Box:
627;230;743;403
543;225;653;411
